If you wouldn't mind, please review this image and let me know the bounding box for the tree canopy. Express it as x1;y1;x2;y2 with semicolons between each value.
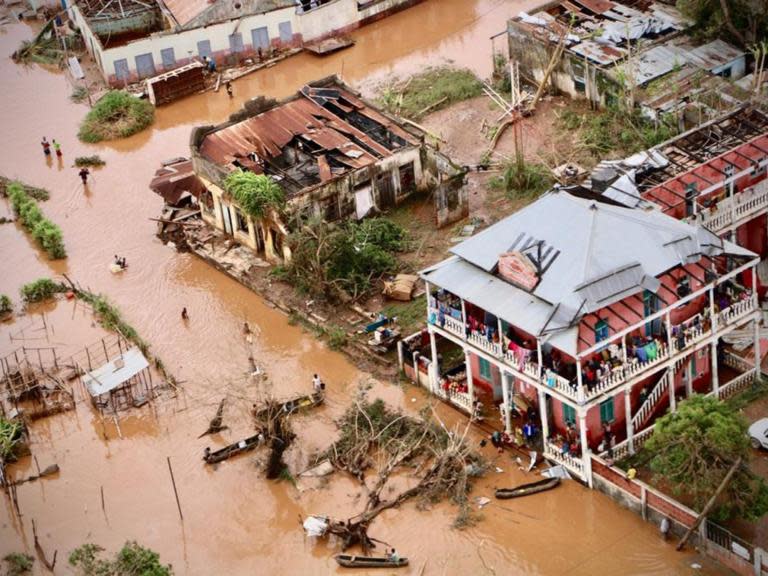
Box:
677;0;768;46
644;394;768;521
69;542;172;576
223;170;285;220
279;217;408;301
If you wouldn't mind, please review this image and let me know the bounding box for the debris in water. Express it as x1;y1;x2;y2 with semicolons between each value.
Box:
198;398;227;438
476;496;490;508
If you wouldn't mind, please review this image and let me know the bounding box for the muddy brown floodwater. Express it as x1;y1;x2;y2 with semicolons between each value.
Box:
0;1;723;574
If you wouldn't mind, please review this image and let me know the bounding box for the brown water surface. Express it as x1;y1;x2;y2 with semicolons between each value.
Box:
0;2;722;574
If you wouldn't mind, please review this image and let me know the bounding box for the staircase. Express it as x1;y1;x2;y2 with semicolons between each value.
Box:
631;356;686;431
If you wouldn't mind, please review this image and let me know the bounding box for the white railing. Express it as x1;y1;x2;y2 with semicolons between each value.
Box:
543;368;577;399
544;440;585;479
724;350;755;373
443;315;465;339
585;342;670;400
719;298;756;327
632;369;671;430
713;370;757;400
607;425;656;461
446;388;473;412
468;332;501;356
690;181;768;233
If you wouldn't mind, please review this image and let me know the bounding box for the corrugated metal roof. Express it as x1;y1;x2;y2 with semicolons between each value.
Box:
684;39;745;70
162;0;294;28
82;348;149;397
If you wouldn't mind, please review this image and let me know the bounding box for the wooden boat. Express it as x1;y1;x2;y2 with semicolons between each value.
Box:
252;391;324;420
334;555;409;568
203;430;263;464
495;477;560;499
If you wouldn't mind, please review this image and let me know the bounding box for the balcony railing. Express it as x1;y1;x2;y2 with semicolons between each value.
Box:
544;440;585;479
430;297;756;404
688;181;768;233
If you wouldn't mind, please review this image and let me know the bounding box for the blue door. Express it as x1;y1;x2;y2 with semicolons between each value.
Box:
251;27;269;50
279;21;293;44
135;53;156;79
160;47;176;70
229;33;244;53
197;40;212;60
114;58;130;82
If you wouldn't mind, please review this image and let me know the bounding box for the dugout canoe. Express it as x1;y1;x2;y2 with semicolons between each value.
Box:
252;391;324;420
334;555;409;568
495;477;560;499
203;431;263;464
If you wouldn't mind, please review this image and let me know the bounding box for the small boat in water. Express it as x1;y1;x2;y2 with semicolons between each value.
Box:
495;477;560;499
203;430;263;464
334;555;409;568
252;391;324;420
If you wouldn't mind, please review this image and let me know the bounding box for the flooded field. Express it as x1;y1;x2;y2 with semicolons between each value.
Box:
0;1;722;574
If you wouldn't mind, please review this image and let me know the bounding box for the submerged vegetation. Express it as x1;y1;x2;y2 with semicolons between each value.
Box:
379;67;483;119
19;278;66;303
0;177;49;201
78;91;154;143
74;155;106;167
0;416;24;462
559;106;678;158
2;553;33;576
7;183;66;259
282;217;408;301
69;542;172;576
0;295;12;317
13;35;64;67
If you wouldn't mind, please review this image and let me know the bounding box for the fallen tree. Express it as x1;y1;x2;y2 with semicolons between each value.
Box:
314;392;485;552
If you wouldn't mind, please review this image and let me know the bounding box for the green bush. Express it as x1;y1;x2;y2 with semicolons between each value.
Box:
74;155;106;167
491;160;553;200
20;278;66;303
223;170;285;219
0;417;24;461
0;294;12;315
3;552;33;575
78;91;154;143
7;182;66;259
69;541;172;576
325;325;348;350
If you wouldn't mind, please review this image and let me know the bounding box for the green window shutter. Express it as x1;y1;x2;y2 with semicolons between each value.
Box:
595;319;609;342
479;358;492;380
562;403;576;424
600;398;615;423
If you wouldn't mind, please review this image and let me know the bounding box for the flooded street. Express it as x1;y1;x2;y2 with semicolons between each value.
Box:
0;1;720;573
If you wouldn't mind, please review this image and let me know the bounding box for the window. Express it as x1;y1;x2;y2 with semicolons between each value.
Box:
251;27;269;51
572;62;586;93
197;40;212;60
562;403;576;425
398;162;415;196
234;209;248;233
114;58;129;81
160;47;176;69
676;275;691;298
643;290;660;336
229;32;244;53
279;21;293;44
594;319;609;343
599;398;614;423
478;357;492;380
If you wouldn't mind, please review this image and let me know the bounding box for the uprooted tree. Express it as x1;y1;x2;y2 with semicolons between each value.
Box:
316;391;485;551
644;394;768;521
253;398;297;480
279;217;408;302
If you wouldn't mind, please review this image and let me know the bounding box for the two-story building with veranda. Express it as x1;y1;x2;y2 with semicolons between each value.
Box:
407;188;760;483
592;106;768;281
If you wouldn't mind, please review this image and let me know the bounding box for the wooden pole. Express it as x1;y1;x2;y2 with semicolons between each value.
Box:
676;457;742;551
167;457;184;521
527;26;570;113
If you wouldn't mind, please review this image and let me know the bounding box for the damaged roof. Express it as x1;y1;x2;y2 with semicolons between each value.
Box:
422;189;754;355
149;159;205;205
162;0;294;28
198;80;420;194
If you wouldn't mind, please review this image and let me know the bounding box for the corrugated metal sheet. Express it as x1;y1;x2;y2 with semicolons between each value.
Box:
162;0;293;27
150;159;205;204
199;83;419;178
82;348;148;397
684;39;745;70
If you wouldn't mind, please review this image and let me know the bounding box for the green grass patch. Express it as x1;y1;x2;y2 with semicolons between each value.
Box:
78;91;154;143
325;325;348;350
74;155;106;168
559;105;678;158
379;67;483;119
7;182;66;259
383;295;426;336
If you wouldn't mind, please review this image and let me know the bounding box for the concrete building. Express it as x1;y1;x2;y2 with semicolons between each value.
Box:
188;77;466;262
65;0;424;86
507;0;746;115
402;188;760;483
